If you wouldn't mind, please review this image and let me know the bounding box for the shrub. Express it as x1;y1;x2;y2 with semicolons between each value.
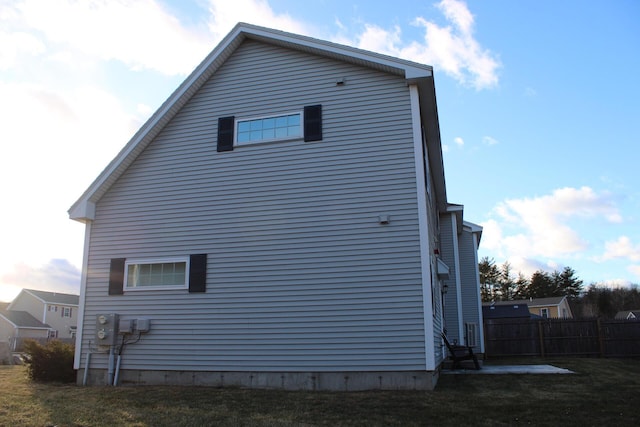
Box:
23;339;76;383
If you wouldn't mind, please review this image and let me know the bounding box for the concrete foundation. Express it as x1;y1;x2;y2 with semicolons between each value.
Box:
78;368;440;391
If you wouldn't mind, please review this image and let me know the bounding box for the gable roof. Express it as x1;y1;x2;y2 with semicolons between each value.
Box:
615;310;640;320
0;310;51;329
492;296;568;307
9;289;79;308
69;22;448;222
482;304;532;319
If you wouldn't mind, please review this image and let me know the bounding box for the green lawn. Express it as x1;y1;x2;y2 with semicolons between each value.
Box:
1;358;639;426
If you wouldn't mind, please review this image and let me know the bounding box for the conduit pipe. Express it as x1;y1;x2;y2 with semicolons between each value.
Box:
113;355;122;386
82;351;92;386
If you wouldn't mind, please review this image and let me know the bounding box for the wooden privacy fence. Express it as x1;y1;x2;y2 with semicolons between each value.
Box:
484;318;640;358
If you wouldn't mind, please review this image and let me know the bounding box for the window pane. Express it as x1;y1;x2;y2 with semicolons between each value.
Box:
250;120;262;131
237;131;250;143
287;114;300;126
288;124;300;136
262;128;275;139
275;127;288;138
263;118;275;129
275;117;288;127
237;121;250;132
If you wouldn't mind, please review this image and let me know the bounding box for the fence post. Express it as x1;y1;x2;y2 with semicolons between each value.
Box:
597;318;605;358
538;321;545;357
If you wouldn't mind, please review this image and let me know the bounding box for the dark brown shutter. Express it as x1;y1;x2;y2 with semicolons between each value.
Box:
304;105;322;142
217;116;235;152
189;254;207;293
108;258;126;295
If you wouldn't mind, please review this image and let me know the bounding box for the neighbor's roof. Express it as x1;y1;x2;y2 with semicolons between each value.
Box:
10;289;79;307
0;310;51;329
492;296;568;307
69;22;447;222
482;304;532;319
614;310;640;320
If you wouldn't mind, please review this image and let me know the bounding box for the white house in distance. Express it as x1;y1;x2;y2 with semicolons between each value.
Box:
7;289;79;339
69;23;483;390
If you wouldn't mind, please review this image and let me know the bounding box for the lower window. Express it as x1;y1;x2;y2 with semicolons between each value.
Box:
124;258;188;290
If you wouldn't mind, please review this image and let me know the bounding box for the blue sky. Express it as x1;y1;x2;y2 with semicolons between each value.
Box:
0;0;638;301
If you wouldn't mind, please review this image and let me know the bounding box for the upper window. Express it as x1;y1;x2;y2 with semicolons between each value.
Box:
62;307;72;317
540;308;549;318
124;258;188;291
236;112;301;145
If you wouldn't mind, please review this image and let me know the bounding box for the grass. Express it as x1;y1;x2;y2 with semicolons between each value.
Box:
1;358;639;426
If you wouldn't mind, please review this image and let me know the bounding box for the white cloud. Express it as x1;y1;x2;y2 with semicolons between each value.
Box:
598;236;640;262
482;136;498;145
342;0;500;89
629;265;640;279
485;187;622;259
0;259;81;300
206;0;312;41
454;136;464;146
9;0;212;76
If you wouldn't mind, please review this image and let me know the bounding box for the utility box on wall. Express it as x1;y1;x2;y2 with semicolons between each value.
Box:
95;313;119;346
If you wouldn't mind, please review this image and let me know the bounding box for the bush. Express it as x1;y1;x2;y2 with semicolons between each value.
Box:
23;339;76;383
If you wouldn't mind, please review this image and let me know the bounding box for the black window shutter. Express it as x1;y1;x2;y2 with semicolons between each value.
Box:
304;105;322;142
217;116;235;152
108;258;126;295
189;254;207;293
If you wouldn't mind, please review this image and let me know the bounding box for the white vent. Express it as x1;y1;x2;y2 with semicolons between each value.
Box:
465;322;479;347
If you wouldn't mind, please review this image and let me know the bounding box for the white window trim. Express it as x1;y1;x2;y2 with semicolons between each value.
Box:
234;110;303;146
124;257;190;292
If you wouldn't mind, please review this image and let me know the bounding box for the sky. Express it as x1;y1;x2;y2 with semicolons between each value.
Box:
1;0;639;302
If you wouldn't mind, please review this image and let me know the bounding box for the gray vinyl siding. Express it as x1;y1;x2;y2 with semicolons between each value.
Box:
439;213;462;351
458;229;482;351
80;40;427;372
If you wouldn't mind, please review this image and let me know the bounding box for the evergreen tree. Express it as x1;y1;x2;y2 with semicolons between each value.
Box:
479;257;500;302
497;262;516;300
558;266;583;297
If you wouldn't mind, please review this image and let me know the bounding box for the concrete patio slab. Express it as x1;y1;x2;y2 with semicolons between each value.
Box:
442;365;574;374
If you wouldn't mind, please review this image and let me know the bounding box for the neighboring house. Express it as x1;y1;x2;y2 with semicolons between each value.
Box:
615;310;640;320
68;23;483;390
440;205;485;353
491;297;573;319
0;310;51;351
482;303;540;320
8;289;79;339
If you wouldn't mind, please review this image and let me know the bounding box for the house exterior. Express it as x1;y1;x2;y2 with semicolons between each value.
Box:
440;205;484;353
8;289;79;339
0;310;51;351
615;310;640;320
491;297;573;319
69;23;483;390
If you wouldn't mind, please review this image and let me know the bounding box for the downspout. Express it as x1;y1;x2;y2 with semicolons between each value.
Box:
75;220;92;380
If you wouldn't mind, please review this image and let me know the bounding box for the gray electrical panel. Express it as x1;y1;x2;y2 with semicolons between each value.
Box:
95;313;119;346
